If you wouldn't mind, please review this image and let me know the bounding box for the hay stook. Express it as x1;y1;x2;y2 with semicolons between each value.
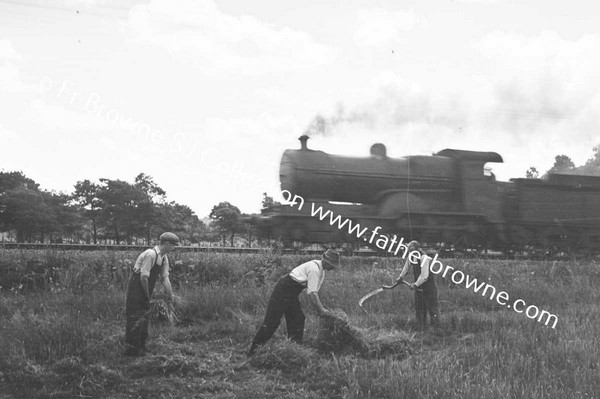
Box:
316;309;414;359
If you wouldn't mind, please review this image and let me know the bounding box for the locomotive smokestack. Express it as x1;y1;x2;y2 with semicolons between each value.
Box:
299;135;309;150
370;143;387;159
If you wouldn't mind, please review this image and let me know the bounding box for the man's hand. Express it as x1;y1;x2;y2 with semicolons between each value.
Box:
396;276;404;284
409;283;417;290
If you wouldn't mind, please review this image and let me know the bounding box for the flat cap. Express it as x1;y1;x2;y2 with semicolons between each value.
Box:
160;232;180;245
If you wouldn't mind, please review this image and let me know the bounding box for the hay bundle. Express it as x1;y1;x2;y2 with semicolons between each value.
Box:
363;330;415;359
249;340;314;372
316;309;369;354
317;310;415;358
149;294;182;326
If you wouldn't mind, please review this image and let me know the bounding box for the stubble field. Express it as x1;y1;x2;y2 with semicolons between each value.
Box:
0;249;599;398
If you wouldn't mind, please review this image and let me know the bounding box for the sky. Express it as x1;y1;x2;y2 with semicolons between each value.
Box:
1;0;600;217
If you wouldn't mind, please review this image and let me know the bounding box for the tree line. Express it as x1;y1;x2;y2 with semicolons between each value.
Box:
526;145;600;179
0;171;277;246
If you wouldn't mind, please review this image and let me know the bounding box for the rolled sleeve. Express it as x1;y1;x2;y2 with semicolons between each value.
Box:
306;269;320;294
139;251;155;277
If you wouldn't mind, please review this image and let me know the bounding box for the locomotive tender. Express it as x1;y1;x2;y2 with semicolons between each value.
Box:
254;136;600;251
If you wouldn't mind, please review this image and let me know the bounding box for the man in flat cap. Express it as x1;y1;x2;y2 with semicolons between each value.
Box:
247;249;341;356
124;232;180;356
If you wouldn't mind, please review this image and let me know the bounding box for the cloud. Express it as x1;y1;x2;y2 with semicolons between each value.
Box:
453;0;500;3
0;38;35;93
478;31;600;133
0;123;20;142
127;0;335;75
30;98;113;131
0;39;21;61
302;31;600;178
354;8;428;48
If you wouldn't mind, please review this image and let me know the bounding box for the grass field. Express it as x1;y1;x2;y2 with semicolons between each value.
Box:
1;249;599;398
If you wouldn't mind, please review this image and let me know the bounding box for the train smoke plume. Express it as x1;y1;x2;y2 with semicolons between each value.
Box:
301;31;600;177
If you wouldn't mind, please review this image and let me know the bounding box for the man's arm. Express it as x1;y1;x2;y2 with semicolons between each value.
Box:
140;275;150;300
162;276;173;300
138;251;155;300
308;292;330;317
306;266;329;316
396;257;411;282
161;256;173;300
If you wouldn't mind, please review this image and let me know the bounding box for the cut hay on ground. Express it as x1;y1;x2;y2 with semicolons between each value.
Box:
126;354;198;378
249;340;315;373
51;356;124;396
317;309;415;358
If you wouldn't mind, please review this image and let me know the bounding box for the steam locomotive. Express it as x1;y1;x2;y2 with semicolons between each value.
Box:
251;136;600;251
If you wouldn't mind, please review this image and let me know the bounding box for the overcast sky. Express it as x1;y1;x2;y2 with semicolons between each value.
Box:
1;0;600;217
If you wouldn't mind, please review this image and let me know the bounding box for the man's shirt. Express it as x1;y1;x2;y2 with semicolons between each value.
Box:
133;246;169;279
289;260;325;294
398;253;431;287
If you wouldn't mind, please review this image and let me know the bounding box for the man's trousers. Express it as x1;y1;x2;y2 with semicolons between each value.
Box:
414;278;439;328
125;273;152;352
251;274;306;346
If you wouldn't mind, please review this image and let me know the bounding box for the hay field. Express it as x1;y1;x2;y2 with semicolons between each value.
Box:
1;249;599;398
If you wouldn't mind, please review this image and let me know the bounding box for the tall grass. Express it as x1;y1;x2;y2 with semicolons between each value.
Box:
0;249;599;398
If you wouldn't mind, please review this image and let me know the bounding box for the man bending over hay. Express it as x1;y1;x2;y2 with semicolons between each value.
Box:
123;232;179;357
247;249;341;356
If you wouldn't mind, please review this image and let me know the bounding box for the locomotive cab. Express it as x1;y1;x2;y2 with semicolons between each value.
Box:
435;149;504;222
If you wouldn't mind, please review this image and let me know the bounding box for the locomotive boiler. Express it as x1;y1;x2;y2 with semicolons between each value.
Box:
252;136;600;251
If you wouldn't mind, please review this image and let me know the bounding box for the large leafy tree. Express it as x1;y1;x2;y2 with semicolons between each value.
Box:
574;145;600;176
546;155;575;175
1;170;220;245
157;202;206;244
72;180;102;243
134;173;167;244
0;186;55;242
0;172;61;242
209;202;242;246
46;192;83;243
543;146;600;177
96;178;148;244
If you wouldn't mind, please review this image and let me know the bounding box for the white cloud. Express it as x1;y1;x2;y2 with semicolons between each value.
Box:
0;123;20;142
0;38;26;92
306;31;600;179
30;99;113;131
126;0;335;75
453;0;500;3
0;39;21;61
0;38;39;93
354;8;428;48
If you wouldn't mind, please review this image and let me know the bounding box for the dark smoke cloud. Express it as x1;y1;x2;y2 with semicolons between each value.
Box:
303;105;375;136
